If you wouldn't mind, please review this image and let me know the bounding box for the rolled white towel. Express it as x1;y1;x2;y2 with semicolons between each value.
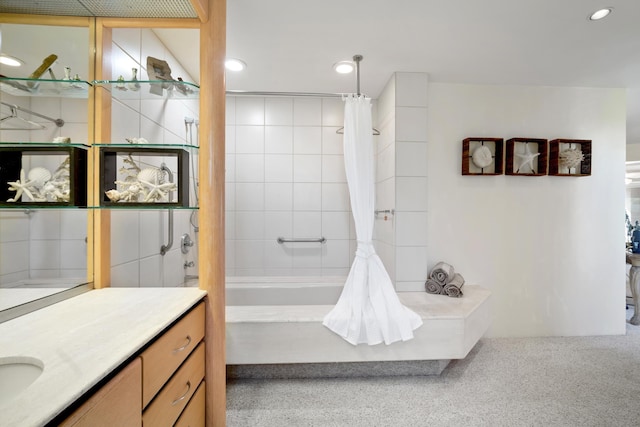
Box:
430;261;455;285
425;279;443;295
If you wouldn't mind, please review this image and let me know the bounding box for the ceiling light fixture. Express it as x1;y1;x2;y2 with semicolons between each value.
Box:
225;58;246;72
0;54;24;67
588;7;613;21
333;61;354;74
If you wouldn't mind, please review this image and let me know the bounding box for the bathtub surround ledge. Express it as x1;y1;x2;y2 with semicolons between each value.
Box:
226;285;490;365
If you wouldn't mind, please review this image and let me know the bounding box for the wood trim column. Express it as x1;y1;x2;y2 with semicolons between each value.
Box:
199;0;226;425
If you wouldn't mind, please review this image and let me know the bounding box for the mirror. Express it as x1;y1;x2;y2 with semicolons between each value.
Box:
0;21;91;320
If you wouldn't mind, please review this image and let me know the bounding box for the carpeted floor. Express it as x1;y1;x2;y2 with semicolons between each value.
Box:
226;310;640;427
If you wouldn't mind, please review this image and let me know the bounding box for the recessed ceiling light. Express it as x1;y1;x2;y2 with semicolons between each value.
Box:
225;58;246;72
589;7;613;21
333;61;354;74
0;54;24;67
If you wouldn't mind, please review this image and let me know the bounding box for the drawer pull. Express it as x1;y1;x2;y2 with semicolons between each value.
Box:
173;335;192;353
171;381;191;406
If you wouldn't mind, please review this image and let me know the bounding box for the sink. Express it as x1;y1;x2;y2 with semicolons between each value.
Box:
0;357;44;405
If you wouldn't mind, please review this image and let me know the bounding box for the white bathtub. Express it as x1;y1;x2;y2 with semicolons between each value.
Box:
225;276;491;365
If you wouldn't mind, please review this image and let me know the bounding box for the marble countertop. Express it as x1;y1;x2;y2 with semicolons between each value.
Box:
0;287;207;427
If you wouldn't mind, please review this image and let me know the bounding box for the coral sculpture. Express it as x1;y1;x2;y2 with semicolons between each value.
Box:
6;157;71;202
559;148;584;170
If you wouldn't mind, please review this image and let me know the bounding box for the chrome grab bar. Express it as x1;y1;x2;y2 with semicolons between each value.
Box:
277;237;326;244
160;163;174;256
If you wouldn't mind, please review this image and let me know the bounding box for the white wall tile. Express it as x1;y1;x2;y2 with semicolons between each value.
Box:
226;96;236;125
265;126;293;154
140;256;162;287
236;126;264;153
226;239;235;271
226;212;235;239
111;261;140;288
60;211;87;240
113;28;142;65
0;213;29;243
111;211;140;265
396;141;428;177
293;98;321;126
265;154;293;182
376;177;395;212
376;241;395;282
396;177;428;211
30;240;60;270
235;211;265;240
235;240;264;269
396;107;428;142
322;239;350;268
395;211;428;246
322;98;344;126
226;154;236;182
236;97;264;125
30;211;60;240
265;183;293;211
374;214;395;245
235;183;265;211
322;183;350;211
266;98;293;125
293;247;322;269
236;154;264;182
226;183;236;211
395;72;429;107
139;210;162;258
265;212;293;240
321;211;350;239
293;127;322;154
395;245;428;282
293;183;321;211
293;155;321;182
264;240;293;269
293;212;321;237
226;125;236;153
59;241;86;269
322;127;343;155
377;144;395;182
322;155;346;183
0;242;28;275
162;248;184;287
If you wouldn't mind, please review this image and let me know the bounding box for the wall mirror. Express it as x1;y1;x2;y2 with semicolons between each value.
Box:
0;19;92;321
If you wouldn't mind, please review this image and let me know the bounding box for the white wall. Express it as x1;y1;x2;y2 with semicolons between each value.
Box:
427;83;627;337
225;96;356;276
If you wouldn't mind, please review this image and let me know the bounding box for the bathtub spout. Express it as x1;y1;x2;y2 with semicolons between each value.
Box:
184;274;199;281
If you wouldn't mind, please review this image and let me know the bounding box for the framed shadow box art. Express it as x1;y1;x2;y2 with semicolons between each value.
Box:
462;137;504;175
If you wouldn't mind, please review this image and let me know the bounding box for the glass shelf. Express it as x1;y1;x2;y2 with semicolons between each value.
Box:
93;80;199;100
0;141;90;149
0;77;91;98
92;142;198;150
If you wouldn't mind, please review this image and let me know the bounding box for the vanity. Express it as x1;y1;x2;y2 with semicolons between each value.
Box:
0;287;206;426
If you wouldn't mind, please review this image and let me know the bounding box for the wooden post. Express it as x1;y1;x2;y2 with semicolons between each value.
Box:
199;0;226;425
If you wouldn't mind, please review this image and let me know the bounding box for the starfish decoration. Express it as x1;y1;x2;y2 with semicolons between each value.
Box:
515;143;540;174
139;179;177;202
7;169;36;202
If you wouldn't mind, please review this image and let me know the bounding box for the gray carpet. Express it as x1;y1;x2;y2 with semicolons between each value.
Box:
226;311;640;427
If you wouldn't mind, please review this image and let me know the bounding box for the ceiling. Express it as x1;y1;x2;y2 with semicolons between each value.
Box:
185;0;640;142
1;0;639;143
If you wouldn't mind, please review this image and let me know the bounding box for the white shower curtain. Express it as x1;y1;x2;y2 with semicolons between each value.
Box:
322;95;423;345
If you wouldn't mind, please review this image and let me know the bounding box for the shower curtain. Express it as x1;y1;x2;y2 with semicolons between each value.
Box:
322;95;423;345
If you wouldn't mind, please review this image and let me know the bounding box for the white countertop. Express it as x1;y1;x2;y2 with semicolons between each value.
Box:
0;287;207;427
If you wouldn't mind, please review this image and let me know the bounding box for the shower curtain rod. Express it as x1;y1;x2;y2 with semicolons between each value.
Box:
226;90;344;98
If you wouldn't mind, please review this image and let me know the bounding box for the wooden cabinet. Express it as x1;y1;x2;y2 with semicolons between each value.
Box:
60;358;142;427
61;302;205;427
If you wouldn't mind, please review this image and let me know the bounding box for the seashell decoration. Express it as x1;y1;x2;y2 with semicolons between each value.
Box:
559;148;585;170
106;156;177;203
137;167;165;185
27;167;52;188
125;137;149;144
472;145;493;168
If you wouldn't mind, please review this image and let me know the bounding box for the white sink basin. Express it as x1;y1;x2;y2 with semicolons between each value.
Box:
0;357;44;405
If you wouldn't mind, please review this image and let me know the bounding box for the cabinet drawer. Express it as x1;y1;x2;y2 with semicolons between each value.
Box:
141;302;204;407
61;358;142;427
175;381;205;427
143;342;205;427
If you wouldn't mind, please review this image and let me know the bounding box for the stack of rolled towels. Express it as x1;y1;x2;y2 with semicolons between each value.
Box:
425;261;465;298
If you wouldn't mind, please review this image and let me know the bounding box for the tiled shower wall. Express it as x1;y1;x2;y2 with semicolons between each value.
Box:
109;28;199;287
225;96;358;276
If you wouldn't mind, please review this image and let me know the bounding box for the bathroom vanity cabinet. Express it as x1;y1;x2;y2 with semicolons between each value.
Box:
61;302;205;427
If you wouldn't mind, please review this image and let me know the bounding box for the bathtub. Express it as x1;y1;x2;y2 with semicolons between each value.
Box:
225;276;492;366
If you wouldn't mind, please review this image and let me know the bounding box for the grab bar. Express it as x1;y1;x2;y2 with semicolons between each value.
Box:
160;163;174;256
277;237;326;244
